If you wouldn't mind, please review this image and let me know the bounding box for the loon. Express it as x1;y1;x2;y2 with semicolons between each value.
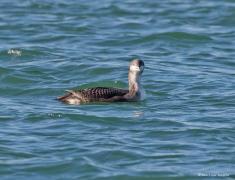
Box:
57;59;144;104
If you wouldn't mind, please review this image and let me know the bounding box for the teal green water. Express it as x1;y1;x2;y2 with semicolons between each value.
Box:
0;0;235;179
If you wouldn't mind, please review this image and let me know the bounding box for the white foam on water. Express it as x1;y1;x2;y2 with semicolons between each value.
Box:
8;49;22;56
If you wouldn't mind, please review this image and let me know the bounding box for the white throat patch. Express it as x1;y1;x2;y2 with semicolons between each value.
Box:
130;65;140;72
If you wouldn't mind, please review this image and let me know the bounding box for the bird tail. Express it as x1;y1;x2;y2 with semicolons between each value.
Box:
57;90;81;104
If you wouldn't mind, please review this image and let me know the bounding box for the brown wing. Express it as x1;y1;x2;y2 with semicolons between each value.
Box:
77;87;128;99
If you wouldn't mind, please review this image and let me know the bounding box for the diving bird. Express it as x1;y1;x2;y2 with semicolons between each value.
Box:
57;59;145;104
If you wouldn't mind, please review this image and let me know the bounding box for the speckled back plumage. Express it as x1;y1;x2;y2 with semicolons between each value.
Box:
58;87;129;104
78;87;128;99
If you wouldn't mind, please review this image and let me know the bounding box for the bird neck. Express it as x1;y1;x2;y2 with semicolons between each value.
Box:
128;71;141;97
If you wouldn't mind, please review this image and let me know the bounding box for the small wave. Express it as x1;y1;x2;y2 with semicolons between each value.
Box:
8;49;22;56
136;32;213;44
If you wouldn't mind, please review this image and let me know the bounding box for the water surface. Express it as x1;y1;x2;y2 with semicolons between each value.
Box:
0;0;235;179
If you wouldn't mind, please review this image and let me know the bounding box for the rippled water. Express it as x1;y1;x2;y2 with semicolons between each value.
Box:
1;0;235;179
